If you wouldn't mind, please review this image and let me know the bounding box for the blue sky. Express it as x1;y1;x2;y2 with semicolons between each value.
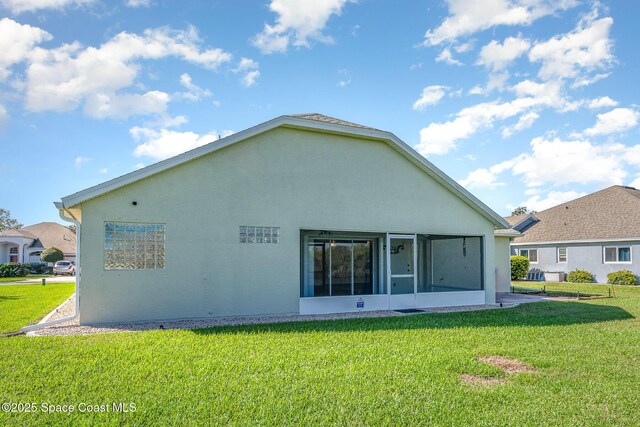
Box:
1;0;639;225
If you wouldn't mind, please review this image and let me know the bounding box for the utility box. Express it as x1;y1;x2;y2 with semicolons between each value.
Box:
545;272;566;282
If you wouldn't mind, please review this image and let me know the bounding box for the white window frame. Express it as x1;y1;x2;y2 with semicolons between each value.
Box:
519;248;538;264
603;246;632;264
557;247;567;263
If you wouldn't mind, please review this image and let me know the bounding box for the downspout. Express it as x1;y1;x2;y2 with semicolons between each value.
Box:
22;202;81;332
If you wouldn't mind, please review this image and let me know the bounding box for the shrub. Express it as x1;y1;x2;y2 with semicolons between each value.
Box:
28;263;48;274
567;269;595;283
607;270;638;286
40;247;63;265
510;255;530;280
0;263;31;278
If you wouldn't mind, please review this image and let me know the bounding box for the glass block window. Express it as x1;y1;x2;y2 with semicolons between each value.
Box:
104;222;165;270
240;226;279;244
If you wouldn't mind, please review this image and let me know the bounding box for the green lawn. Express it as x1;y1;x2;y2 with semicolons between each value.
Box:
1;284;639;426
0;283;75;334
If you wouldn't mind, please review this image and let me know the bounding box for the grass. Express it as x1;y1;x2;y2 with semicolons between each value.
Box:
0;283;74;334
0;275;53;283
1;283;639;426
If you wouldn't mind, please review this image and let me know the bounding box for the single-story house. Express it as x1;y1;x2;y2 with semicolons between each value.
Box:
56;114;513;325
0;222;76;264
506;185;640;283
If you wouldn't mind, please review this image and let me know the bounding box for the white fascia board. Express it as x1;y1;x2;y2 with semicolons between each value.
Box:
59;115;509;229
495;229;522;237
511;237;640;246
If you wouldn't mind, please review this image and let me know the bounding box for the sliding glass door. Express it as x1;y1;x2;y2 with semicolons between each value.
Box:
305;238;376;297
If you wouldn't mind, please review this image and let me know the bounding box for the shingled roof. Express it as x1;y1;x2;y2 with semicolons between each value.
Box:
286;113;381;131
21;222;76;255
511;185;640;244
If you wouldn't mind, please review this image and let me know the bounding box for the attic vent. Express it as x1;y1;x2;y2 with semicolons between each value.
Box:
623;186;637;190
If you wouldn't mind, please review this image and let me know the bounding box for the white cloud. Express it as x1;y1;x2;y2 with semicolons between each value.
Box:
460;136;640;191
518;190;586;211
83;90;170;119
124;0;149;7
175;73;212;101
512;137;629;187
412;85;447;111
416;81;568;155
98;167;109;174
252;0;352;54
131;127;234;160
0;18;52;82
587;96;617;109
424;0;577;46
528;14;613;82
582;108;639;136
23;25;231;118
0;104;7;125
1;0;93;13
502;111;539;138
459;158;516;189
74;155;90;169
435;48;462;65
233;58;260;87
477;36;530;71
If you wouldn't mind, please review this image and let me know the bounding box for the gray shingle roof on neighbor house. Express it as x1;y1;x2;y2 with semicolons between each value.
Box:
0;228;37;239
21;222;76;255
509;185;640;244
286;113;382;131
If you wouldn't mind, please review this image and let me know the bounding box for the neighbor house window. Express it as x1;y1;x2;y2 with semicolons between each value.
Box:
557;247;567;263
239;226;279;244
104;222;165;270
604;246;631;263
520;249;538;263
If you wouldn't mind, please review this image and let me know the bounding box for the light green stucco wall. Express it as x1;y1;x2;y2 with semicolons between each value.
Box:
495;236;512;293
78;127;497;324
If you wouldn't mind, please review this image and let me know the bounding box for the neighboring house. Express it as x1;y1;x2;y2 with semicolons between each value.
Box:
56;113;511;325
0;222;77;264
506;185;640;283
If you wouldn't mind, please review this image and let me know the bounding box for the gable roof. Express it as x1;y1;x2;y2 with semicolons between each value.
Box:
0;228;37;239
511;185;640;244
59;113;509;229
21;222;76;255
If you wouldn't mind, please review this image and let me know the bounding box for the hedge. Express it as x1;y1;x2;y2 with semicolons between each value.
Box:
511;255;530;280
567;269;595;283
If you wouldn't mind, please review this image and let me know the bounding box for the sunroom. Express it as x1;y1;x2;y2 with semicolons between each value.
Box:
300;230;485;314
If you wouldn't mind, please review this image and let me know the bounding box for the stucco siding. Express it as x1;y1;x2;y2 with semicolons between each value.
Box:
78;127;497;324
495;236;512;293
514;242;640;283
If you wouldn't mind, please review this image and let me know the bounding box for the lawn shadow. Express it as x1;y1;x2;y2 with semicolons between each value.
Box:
191;301;634;336
0;295;21;301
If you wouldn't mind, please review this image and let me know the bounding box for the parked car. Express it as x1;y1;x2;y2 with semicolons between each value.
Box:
53;260;75;276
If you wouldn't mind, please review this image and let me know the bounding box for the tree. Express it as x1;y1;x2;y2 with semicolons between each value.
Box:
41;247;64;265
0;209;23;232
511;206;537;216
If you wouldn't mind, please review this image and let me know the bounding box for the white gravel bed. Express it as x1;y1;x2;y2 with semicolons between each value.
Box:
28;294;515;337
